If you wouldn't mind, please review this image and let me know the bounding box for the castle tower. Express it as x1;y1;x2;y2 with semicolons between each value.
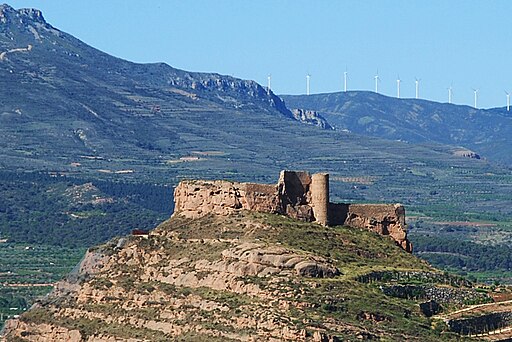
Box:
311;173;329;225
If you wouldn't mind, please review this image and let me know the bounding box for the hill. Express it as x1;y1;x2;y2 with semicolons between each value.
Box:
6;172;512;341
0;170;172;246
280;91;512;166
1;208;494;341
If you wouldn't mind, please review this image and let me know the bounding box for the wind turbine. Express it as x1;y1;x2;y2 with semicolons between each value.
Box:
306;73;311;95
344;68;348;92
267;74;271;95
505;91;510;111
396;75;401;98
447;84;453;104
415;78;421;99
374;71;380;93
472;88;479;108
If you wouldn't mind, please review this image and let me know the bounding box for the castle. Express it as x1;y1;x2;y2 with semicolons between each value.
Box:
173;170;412;252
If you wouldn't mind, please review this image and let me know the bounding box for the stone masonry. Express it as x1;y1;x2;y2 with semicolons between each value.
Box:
173;170;412;252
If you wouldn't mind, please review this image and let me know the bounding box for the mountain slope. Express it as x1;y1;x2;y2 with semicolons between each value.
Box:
1;3;512;276
2;211;486;341
0;4;330;170
281;91;512;165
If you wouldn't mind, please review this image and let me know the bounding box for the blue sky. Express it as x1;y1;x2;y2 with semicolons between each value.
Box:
7;0;512;108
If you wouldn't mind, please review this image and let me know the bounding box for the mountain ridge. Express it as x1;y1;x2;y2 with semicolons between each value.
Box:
0;3;334;172
281;91;512;165
0;2;327;127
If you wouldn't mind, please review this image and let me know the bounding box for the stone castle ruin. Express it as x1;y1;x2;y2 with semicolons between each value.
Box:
173;170;412;252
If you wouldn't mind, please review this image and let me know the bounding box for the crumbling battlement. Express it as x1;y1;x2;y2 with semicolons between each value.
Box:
173;170;412;252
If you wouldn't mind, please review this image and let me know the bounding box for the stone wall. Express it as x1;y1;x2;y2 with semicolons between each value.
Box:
277;170;316;222
356;270;472;287
343;204;411;252
172;180;280;219
172;170;412;252
448;311;512;336
380;284;490;304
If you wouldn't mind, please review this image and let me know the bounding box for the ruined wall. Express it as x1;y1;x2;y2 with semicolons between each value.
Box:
172;171;412;252
343;204;411;253
277;170;315;222
173;180;280;219
173;171;320;222
328;203;411;252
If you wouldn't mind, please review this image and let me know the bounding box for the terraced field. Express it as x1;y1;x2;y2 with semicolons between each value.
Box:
0;243;86;329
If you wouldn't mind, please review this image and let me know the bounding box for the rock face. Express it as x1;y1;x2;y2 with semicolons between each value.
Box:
173;170;412;252
0;4;46;24
2;319;82;342
419;300;442;317
291;108;333;129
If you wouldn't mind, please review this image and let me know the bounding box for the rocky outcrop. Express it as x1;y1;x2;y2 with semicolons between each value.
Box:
173;170;412;252
216;243;340;278
0;4;46;24
420;300;442;317
2;319;82;342
452;148;481;159
291;108;333;129
168;73;298;121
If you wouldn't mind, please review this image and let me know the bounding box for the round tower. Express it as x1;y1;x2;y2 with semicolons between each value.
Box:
311;173;329;226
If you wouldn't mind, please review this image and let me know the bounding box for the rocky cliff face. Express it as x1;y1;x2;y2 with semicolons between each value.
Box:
291;108;333;129
0;4;46;25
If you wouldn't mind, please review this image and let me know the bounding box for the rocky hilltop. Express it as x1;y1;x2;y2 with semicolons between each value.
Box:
5;172;510;341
